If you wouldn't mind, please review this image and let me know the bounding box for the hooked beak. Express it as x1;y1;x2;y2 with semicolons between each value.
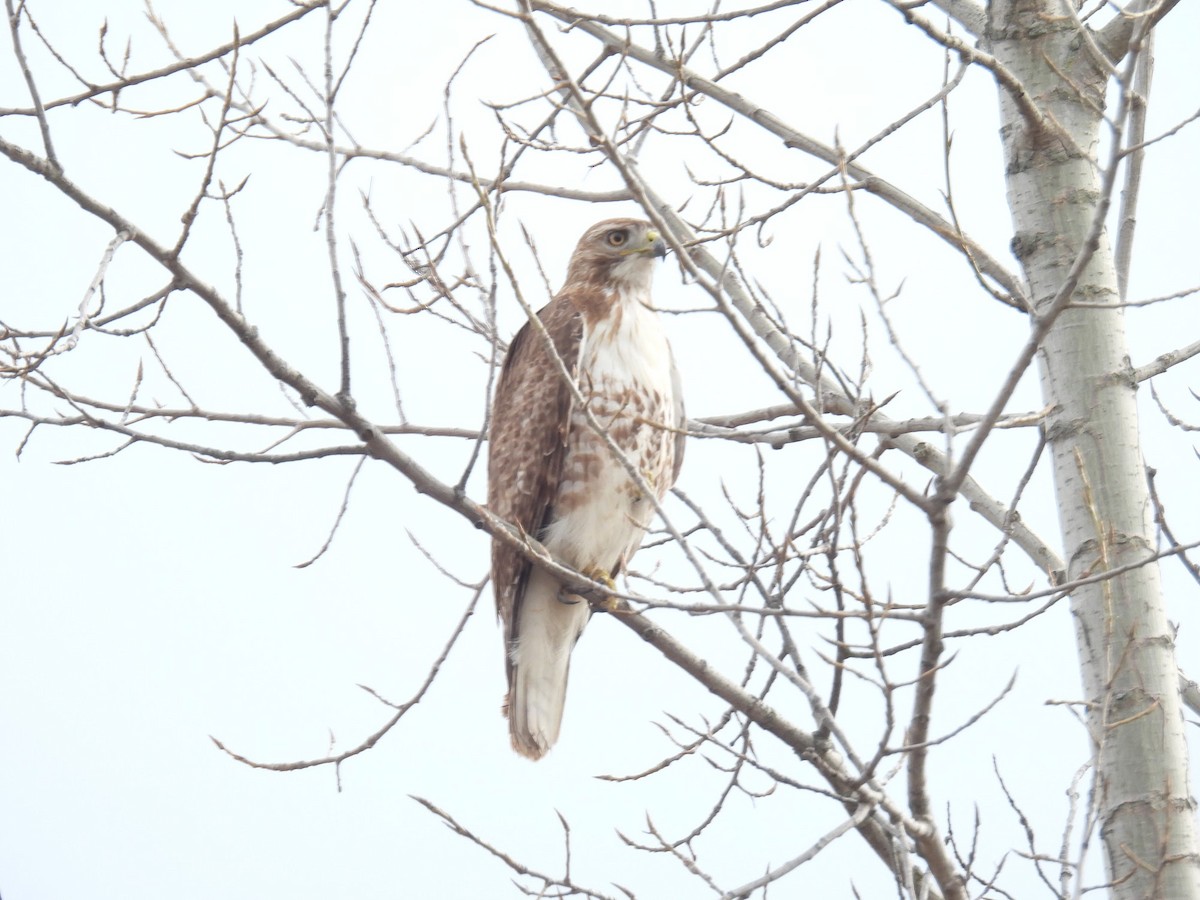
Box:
645;230;667;259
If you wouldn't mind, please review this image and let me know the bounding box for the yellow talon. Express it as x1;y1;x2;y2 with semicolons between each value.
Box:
582;566;622;613
582;567;616;589
596;595;623;614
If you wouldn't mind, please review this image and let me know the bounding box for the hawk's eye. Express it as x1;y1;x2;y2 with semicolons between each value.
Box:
606;230;628;247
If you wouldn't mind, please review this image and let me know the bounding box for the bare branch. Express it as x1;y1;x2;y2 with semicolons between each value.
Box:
4;0;58;169
211;585;480;773
527;0;1028;308
1114;30;1153;299
0;1;325;116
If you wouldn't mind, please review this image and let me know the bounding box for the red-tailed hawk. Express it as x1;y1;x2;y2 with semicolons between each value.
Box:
487;218;686;760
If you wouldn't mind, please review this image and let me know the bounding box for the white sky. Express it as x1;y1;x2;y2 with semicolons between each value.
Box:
2;1;1198;898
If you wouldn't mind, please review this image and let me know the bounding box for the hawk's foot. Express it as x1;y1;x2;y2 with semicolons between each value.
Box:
581;566;621;613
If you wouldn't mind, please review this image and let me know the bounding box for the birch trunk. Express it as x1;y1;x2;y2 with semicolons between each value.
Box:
988;2;1200;895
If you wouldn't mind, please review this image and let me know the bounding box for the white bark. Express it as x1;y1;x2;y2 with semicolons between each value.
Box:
989;1;1200;895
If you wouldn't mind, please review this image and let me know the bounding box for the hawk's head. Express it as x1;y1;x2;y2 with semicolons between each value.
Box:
564;218;667;293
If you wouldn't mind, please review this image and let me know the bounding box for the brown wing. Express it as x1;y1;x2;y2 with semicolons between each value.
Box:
487;295;583;682
668;346;686;488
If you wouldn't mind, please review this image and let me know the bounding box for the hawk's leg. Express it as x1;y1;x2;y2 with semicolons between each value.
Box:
555;589;584;606
578;566;626;614
553;568;613;607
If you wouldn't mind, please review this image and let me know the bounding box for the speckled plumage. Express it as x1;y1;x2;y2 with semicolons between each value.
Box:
487;218;685;760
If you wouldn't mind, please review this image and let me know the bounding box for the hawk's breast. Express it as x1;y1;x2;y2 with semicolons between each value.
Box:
540;287;677;575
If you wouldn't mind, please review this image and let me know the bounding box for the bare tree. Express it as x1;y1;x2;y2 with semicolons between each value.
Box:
2;1;1198;898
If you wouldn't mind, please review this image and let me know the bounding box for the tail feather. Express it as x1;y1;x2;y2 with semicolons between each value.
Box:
507;567;590;760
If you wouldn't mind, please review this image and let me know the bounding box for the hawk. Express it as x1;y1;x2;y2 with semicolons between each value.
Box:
487;218;686;760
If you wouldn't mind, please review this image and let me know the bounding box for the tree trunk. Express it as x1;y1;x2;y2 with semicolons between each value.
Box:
988;1;1200;895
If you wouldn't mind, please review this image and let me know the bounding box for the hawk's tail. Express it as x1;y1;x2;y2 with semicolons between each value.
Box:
507;566;590;760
